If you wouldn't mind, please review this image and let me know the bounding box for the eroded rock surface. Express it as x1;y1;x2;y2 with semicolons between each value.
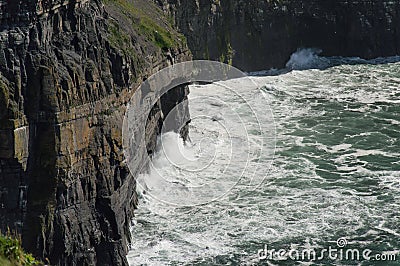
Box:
157;0;400;71
1;0;399;265
0;0;190;265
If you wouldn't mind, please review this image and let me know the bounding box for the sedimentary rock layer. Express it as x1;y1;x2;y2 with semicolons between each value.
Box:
1;0;399;265
0;0;190;265
157;0;400;71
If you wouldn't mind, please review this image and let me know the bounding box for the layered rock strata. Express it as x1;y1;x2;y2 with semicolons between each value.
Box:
157;0;400;71
0;0;190;265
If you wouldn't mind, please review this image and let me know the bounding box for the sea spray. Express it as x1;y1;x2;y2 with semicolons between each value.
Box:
128;53;400;265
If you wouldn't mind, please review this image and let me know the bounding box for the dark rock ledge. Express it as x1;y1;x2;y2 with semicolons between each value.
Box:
1;0;399;265
0;0;190;265
157;0;400;71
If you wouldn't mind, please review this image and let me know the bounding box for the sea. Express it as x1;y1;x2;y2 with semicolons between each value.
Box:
127;49;400;265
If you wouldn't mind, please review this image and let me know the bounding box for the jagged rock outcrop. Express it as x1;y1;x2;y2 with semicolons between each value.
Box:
156;0;400;71
0;0;190;265
1;0;399;265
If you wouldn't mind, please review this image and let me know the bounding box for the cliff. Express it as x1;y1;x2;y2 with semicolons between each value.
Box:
1;0;399;265
156;0;400;71
0;0;190;265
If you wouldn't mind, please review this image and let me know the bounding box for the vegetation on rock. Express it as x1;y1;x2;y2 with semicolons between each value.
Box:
0;232;42;266
104;0;185;50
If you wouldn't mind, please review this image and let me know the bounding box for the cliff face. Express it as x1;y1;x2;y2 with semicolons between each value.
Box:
0;0;190;265
157;0;400;71
1;0;399;265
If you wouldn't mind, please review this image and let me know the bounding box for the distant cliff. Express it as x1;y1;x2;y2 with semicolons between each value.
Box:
1;0;399;265
156;0;400;71
0;0;190;265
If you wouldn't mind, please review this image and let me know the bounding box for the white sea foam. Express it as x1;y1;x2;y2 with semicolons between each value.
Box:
128;53;400;265
286;48;330;70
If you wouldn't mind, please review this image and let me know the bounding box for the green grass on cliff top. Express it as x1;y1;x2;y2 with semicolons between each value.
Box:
0;232;42;266
103;0;185;50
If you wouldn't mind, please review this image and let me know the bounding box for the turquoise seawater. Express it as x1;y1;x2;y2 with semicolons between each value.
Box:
128;53;400;265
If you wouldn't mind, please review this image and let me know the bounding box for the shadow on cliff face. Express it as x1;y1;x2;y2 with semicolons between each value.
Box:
162;0;400;72
0;0;191;265
145;83;191;158
248;48;400;76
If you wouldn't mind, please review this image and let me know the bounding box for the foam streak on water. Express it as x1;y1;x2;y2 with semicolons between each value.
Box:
128;52;400;265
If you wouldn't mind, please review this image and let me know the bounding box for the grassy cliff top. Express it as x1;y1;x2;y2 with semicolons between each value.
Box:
103;0;186;52
0;233;42;266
